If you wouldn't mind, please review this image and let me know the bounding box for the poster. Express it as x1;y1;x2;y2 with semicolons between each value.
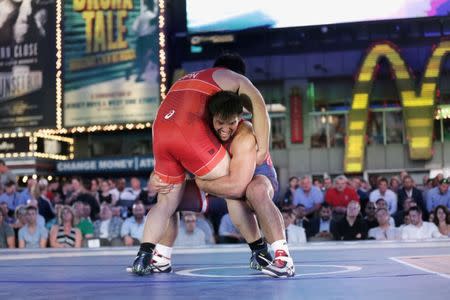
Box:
63;0;160;127
0;0;56;129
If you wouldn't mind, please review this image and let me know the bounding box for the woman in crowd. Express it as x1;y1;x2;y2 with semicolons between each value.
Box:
433;205;450;237
49;205;82;248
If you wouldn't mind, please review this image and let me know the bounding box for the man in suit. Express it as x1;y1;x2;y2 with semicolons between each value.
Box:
307;203;334;241
397;175;427;220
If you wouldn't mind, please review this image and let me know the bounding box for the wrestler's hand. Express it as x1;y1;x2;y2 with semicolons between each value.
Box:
194;177;207;191
150;172;173;194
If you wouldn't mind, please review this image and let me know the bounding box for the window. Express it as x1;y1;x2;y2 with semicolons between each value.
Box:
310;112;347;148
271;116;286;149
385;111;403;144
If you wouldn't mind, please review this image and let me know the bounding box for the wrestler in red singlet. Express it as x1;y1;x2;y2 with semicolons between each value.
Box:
152;68;228;184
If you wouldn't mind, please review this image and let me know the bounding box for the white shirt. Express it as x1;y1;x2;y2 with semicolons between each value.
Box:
368;226;402;240
286;224;307;245
369;189;398;215
401;222;446;240
99;219;111;239
174;228;206;247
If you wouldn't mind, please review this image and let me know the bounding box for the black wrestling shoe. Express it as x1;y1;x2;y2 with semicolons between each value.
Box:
132;250;154;276
249;247;273;270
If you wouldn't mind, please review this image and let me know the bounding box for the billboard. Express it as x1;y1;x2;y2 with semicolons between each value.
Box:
63;0;160;127
0;0;56;129
187;0;450;33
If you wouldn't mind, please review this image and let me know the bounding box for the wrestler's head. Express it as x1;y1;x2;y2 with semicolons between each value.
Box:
213;53;246;75
208;91;244;142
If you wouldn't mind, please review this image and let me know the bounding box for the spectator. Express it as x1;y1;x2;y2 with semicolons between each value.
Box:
350;177;369;216
325;175;359;220
292;175;323;218
364;201;378;230
72;179;100;220
137;179;158;210
323;176;333;192
281;176;299;208
307;203;334;241
46;204;64;231
0;210;14;248
109;178;126;205
293;204;310;229
397;175;427;219
333;200;368;241
389;176;401;194
425;178;450;214
49;205;82;248
121;202;146;246
399;170;409;182
32;179;55;224
313;178;323;191
11;205;27;246
72;201;94;240
0;181;26;215
368;208;401;240
374;199;396;227
402;207;445;240
0;159;16;188
26;198;46;228
393;197;417;227
119;177;142;208
98;180;117;206
433;205;450;237
175;213;208;247
0;201;14;224
180;213;215;244
18;206;48;248
218;213;243;243
93;203;123;246
281;208;306;244
19;178;36;204
369;177;398;215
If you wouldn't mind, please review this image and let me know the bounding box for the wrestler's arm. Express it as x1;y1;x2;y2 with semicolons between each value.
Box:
213;69;270;165
195;124;257;199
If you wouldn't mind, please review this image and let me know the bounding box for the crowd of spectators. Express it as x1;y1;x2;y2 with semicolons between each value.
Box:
0;157;449;249
280;171;450;242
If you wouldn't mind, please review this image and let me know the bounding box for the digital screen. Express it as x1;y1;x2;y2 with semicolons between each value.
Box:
187;0;450;34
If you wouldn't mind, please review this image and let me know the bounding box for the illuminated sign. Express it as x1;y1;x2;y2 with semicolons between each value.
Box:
0;132;74;160
344;40;450;173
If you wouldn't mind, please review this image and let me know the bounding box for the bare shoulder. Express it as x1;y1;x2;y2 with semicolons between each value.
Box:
232;121;256;148
212;69;245;91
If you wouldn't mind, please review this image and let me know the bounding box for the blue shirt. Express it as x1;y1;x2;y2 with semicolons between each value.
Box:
120;216;146;241
18;225;48;248
0;192;26;211
292;186;324;209
425;187;450;213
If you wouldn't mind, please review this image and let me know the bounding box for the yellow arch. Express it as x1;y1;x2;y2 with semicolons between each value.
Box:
344;40;450;173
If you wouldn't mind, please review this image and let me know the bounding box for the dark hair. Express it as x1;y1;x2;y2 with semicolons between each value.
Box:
375;198;386;205
433;205;450;226
213;53;246;75
5;180;15;187
321;202;331;209
408;206;422;214
377;177;388;185
208;91;244;121
0;159;5;166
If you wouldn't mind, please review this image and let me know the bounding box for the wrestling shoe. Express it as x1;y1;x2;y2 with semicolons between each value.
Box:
131;250;153;276
261;250;295;278
151;252;172;273
249;247;273;270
